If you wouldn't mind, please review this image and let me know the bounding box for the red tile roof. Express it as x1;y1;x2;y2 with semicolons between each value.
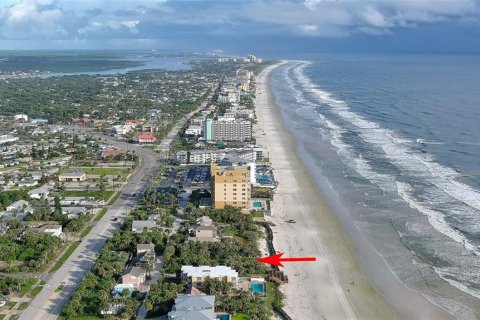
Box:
138;134;156;140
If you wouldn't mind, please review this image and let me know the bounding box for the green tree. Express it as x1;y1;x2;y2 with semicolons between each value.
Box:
54;195;62;214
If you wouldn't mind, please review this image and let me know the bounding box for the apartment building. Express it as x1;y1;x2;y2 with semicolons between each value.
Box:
189;150;225;164
214;120;252;141
211;163;251;210
203;119;252;142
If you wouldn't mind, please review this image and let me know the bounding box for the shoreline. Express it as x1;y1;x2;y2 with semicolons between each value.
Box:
254;62;454;320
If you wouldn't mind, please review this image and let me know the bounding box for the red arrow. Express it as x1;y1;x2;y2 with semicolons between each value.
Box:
256;252;316;267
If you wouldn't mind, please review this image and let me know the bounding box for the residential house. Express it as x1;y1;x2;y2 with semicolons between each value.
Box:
72;118;92;125
60;197;97;206
28;187;50;199
181;265;238;288
185;125;202;136
135;243;156;268
141;122;156;133
28;224;63;238
131;220;157;233
30;119;48;125
100;302;124;316
30;172;45;181
58;170;86;182
59;206;89;219
6;200;30;212
167;294;215;320
137;243;155;255
17;180;37;188
121;266;146;289
125;119;139;127
188;216;219;242
112;124;134;136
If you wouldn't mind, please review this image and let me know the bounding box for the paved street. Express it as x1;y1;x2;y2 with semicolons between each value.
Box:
19;97;211;320
19;137;161;320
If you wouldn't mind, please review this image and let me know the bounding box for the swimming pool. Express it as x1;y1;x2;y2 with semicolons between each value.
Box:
249;282;265;294
253;201;262;208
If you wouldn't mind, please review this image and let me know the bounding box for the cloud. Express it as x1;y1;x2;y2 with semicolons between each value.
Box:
0;0;72;39
361;6;388;28
299;24;319;33
0;0;478;43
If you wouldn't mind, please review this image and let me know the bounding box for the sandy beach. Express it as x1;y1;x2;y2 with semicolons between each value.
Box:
254;62;455;320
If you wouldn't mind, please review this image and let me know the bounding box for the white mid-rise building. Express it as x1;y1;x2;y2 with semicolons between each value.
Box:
0;135;19;145
185;125;202;136
189;150;225;164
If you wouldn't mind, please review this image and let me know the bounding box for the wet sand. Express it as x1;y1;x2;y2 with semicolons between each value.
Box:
254;62;455;320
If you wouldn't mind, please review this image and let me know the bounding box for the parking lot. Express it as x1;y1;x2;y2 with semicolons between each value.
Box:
185;165;210;187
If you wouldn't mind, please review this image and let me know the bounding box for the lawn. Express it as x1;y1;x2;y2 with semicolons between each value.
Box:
3;301;16;310
61;190;114;201
233;314;250;320
19;278;38;296
93;209;107;222
251;211;265;219
17;302;29;310
61;167;129;175
107;191;121;205
50;241;81;272
79;226;93;238
29;285;43;298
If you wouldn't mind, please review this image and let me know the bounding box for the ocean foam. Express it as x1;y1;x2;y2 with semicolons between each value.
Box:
291;61;480;221
281;60;480;308
397;182;478;254
434;267;480;300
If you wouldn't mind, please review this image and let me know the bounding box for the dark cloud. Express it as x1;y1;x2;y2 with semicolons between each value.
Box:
0;0;479;52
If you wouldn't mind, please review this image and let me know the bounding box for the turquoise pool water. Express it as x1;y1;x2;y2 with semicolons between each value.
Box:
218;315;230;320
253;201;262;208
250;282;265;294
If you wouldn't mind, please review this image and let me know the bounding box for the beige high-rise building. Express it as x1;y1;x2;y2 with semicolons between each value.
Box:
211;163;251;210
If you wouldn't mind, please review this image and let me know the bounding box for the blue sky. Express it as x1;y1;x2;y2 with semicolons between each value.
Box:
0;0;479;55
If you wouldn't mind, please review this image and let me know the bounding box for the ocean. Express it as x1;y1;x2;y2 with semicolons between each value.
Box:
269;55;480;319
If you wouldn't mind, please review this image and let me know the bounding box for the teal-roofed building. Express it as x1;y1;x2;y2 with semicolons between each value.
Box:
203;119;213;141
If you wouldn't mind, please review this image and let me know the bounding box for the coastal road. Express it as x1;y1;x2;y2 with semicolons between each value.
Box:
19;99;210;319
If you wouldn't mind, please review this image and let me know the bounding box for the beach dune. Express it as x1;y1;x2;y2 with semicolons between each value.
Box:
254;62;454;320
